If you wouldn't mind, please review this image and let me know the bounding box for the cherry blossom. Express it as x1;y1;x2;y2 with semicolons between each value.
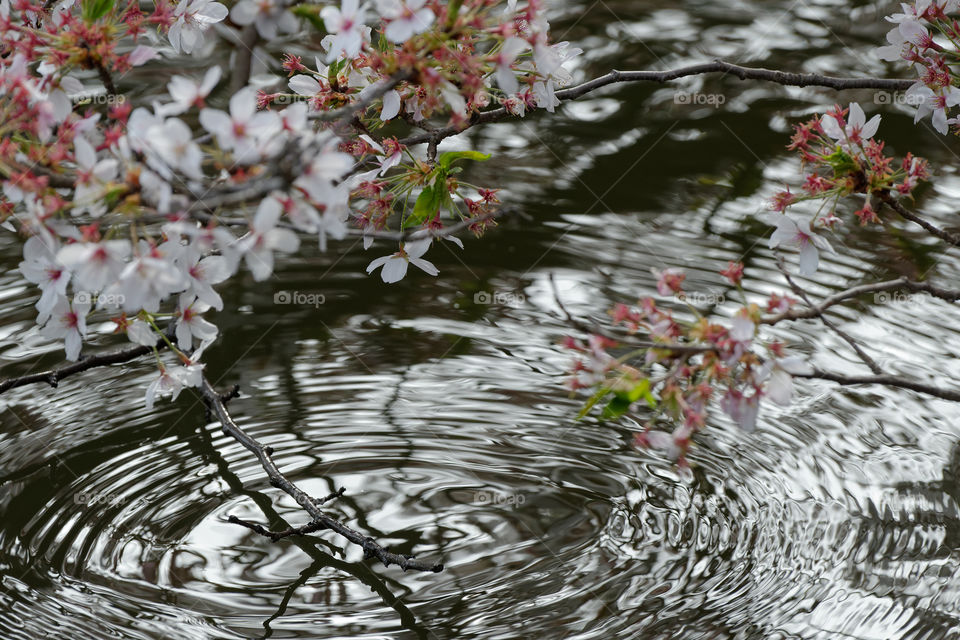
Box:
376;0;434;43
57;240;132;292
40;296;90;361
231;0;299;40
766;214;834;275
175;294;219;349
237;196;301;281
144;363;201;409
821;102;880;148
19;236;70;324
763;357;813;406
906;83;960;134
320;0;368;60
168;0;229;54
72;136;118;217
366;238;438;283
180;248;231;310
199;87;281;163
161;66;222;116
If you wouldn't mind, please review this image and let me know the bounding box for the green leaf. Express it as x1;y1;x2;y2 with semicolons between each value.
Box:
576;387;612;420
825;146;856;177
446;0;463;27
404;183;444;229
327;59;344;86
601;396;632;420
81;0;113;21
615;378;651;403
291;5;327;33
437;150;490;171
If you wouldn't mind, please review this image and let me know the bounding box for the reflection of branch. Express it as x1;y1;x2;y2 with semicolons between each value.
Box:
880;193;960;246
200;376;444;572
762;277;960;324
400;60;914;147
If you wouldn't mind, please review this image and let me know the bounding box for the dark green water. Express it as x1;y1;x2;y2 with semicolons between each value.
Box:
4;1;960;638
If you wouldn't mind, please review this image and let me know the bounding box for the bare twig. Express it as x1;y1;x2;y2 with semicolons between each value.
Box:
200;376;443;572
762;277;960;324
880;193;960;246
0;334;170;394
798;369;960;402
777;262;883;375
399;60;914;147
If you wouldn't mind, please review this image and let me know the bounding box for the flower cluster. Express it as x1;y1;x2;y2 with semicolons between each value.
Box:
767;102;927;274
0;0;577;409
876;0;960;133
565;264;810;464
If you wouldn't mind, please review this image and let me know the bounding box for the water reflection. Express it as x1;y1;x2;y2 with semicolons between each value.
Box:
4;0;960;638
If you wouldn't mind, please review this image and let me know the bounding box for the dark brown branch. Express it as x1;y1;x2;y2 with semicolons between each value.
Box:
227;514;332;542
762;277;960;324
399;60;915;147
880;193;960;246
797;369;960;403
778;262;882;375
200;376;443;572
0;335;169;394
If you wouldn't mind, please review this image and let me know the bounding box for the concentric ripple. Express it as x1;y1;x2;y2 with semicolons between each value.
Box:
6;0;960;637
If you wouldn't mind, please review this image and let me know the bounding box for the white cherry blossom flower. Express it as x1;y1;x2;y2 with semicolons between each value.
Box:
168;0;228;54
175;294;218;349
720;389;761;432
72;135;118;217
161;66;221;116
149;118;204;180
180;247;231;310
102;247;187;313
321;0;368;60
127;319;157;346
40;296;90;361
231;0;298;39
762;356;813;406
766;214;834;275
19;235;70;324
495;37;529;95
366;238;438;283
906;83;960;134
145;363;202;409
821;102;881;147
57;239;131;292
376;0;434;43
199;87;280;163
237;195;301;281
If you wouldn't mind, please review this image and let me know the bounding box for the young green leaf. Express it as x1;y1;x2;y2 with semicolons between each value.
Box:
404;183;444;229
81;0;114;22
437;150;491;171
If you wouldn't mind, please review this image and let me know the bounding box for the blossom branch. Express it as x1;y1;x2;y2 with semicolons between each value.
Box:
200;376;444;572
400;60;914;147
0;334;171;394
